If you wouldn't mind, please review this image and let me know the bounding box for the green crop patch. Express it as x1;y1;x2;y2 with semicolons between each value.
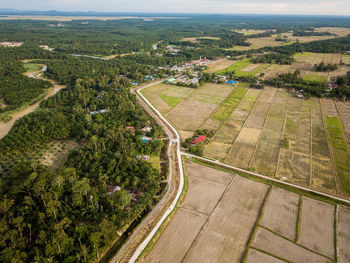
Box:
325;116;350;195
160;94;181;107
212;86;248;121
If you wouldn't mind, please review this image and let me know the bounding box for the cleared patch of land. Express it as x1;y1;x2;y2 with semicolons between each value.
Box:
298;197;335;258
251;227;332;263
315;27;350;37
233;29;270;35
204;59;236;73
217;58;270;77
182;36;221;43
339;206;350;263
260;187;299;240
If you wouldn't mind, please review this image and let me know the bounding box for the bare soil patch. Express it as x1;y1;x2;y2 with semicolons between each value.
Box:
166;99;217;131
251;227;332;263
203;141;231;161
185;160;233;185
298;197;335;258
245;249;285;263
182;176;227;215
241;63;263;72
260;187;299;240
184;176;268;263
339;206;350;263
144;208;207;263
204;59;236;73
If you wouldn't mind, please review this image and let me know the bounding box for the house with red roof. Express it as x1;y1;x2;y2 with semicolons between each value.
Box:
192;135;207;145
125;126;135;134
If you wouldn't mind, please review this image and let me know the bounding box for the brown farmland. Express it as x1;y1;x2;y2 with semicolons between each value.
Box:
298;197;335;258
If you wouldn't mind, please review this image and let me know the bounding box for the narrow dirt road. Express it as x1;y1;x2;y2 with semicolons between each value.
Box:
0;64;65;139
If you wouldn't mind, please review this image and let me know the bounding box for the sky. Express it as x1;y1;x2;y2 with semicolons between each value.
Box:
2;0;350;16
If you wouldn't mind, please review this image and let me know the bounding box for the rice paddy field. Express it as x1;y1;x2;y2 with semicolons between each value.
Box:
143;82;350;198
216;58;270;76
141;159;350;263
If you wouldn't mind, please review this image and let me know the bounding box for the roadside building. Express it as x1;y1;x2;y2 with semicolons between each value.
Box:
136;155;150;161
142;125;153;133
125;126;136;134
192;135;207;145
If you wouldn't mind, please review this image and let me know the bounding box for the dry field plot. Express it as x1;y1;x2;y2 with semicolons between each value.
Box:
298;197;335;258
251;227;332;263
144;160;268;263
143;83;234;140
245;249;285;263
204;59;236;73
339;207;350;262
183;176;268;263
260;188;299;240
144;160;350;263
315;27;350;37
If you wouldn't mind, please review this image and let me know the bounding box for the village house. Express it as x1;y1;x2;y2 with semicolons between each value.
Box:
130;190;141;202
89;109;109;115
125;126;136;134
136;155;150;161
106;185;122;194
142;125;153;133
192;135;207;145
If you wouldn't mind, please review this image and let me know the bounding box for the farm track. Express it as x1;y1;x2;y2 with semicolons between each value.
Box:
0;64;65;140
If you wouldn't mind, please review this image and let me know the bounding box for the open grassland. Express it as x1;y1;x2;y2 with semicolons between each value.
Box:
228;36;295;51
204;59;236;73
144;159;350;263
182;36;221;43
217;58;270;76
23;63;42;72
141;83;195;115
315;27;350;37
232;29;270;35
342;55;350;65
303;73;328;83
